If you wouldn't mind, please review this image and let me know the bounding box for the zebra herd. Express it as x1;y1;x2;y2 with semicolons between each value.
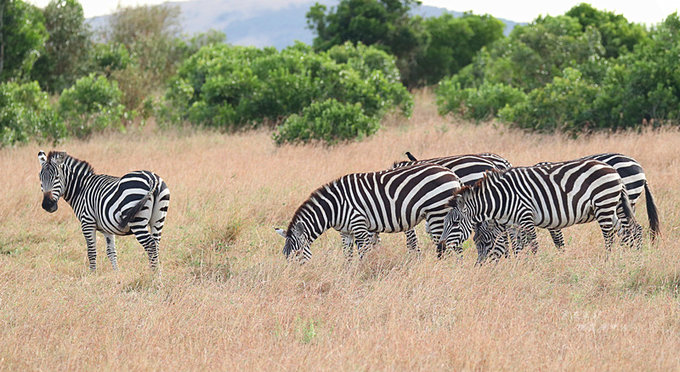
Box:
274;152;660;264
37;149;659;271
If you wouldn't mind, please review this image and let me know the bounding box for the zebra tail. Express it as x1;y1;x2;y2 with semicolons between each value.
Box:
644;182;661;240
117;177;158;230
619;188;635;226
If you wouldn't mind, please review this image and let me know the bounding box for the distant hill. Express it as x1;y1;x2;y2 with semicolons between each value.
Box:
88;0;521;49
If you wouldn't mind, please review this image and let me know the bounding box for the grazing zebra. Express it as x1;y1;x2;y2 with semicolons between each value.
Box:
274;163;462;262
438;159;639;258
390;152;513;257
476;153;660;260
38;151;170;271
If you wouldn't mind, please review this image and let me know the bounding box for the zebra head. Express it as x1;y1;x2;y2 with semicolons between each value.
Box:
38;150;66;213
438;187;476;252
274;222;312;263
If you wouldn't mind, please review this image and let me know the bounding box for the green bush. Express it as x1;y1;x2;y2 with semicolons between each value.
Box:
90;42;131;76
58;74;127;138
160;42;411;142
273;99;379;145
498;68;600;132
437;80;526;120
0;82;63;146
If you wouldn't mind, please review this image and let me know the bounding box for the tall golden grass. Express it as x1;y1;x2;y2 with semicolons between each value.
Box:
1;91;679;370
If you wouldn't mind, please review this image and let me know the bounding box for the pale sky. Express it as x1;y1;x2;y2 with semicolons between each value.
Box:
27;0;679;25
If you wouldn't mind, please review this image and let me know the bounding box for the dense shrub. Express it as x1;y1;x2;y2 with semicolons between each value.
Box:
437;7;680;133
0;82;63;146
90;42;131;76
437;80;526;121
273;99;379;145
160;42;412;142
58;74;127;138
498;68;599;132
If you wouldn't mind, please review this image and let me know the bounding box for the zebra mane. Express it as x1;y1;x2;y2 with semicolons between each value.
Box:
286;181;332;235
392;160;414;168
47;151;95;174
449;169;504;206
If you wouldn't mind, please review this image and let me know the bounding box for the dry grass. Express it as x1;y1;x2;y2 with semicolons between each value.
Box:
1;90;679;370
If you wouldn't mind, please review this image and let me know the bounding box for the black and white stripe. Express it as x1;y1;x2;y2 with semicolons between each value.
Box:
275;163;462;262
38;151;170;271
439;159;640;259
390;152;512;257
477;153;660;260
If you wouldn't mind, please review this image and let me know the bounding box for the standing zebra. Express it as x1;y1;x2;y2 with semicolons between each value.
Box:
389;152;512;257
38;151;170;271
438;159;639;258
477;153;660;260
274;163;462;262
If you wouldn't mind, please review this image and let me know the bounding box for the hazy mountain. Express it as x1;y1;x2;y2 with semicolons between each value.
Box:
88;0;521;49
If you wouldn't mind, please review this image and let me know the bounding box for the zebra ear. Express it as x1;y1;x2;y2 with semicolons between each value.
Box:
51;151;65;165
38;151;47;166
274;227;287;238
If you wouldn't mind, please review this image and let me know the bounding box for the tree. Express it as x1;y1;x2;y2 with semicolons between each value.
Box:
415;13;504;86
566;3;646;58
0;0;48;82
31;0;92;92
105;4;184;85
306;0;427;87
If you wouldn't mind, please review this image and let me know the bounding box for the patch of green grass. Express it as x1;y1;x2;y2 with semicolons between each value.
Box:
297;318;322;344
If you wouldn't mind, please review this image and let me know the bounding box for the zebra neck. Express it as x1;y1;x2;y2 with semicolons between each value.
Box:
61;160;95;203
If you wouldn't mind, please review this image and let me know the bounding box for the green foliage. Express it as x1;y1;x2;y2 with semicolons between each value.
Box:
436;6;680;133
590;13;680;128
437;80;526;121
415;13;504;86
499;68;600;132
0;81;63;146
453;14;605;92
105;4;184;84
161;42;411;142
31;0;92;92
306;0;427;87
274;99;379;145
58;74;126;138
0;0;48;81
89;42;131;76
566;3;647;58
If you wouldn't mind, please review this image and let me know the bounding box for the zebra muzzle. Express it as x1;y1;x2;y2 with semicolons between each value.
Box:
42;193;58;213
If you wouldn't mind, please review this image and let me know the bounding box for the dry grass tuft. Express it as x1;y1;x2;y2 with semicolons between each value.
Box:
1;90;679;370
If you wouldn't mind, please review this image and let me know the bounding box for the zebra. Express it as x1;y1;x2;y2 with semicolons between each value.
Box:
476;153;660;260
388;152;513;258
274;163;462;262
437;159;640;259
38;151;170;271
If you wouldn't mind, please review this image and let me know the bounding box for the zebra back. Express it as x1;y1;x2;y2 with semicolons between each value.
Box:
462;159;625;229
392;153;512;186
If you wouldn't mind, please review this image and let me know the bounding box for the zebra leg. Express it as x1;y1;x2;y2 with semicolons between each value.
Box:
80;220;97;271
404;229;419;254
519;224;539;254
353;228;373;259
595;212;616;253
103;233;118;271
548;229;565;250
425;211;458;258
340;232;355;260
131;225;159;269
149;179;170;251
128;200;158;270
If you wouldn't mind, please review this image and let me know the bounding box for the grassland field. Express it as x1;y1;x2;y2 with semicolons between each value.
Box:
1;91;679;370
